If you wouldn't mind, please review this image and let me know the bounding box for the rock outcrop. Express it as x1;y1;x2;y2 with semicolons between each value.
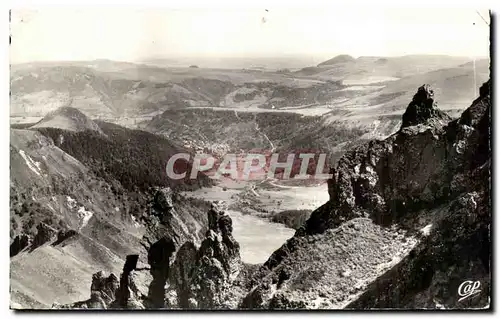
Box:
31;223;57;250
168;202;243;309
54;203;243;310
140;187;208;251
52;229;79;246
153;188;175;215
111;254;153;309
241;81;491;309
168;242;198;308
50;80;491;310
89;271;120;307
147;237;176;308
400;84;451;129
53;271;120;309
346;80;491;309
11;226;78;258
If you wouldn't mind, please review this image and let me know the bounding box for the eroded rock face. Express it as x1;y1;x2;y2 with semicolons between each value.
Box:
169;241;198;308
347;178;491;309
88;271;120;308
147;237;176;308
242;81;491;309
168;203;243;309
140;187;208;252
153;188;175;215
55;204;243;310
113;254;152;309
51;81;491;310
345;81;491;310
319;82;489;234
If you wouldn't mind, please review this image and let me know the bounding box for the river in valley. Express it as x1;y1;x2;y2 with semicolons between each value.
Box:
226;209;295;264
183;181;328;264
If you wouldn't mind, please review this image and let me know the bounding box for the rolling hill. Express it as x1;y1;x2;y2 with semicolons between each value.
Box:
32;107;104;133
317;54;356;66
299;55;479;81
11;56;489;132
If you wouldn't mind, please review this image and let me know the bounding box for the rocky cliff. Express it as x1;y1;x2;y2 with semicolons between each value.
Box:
52;80;491;310
241;80;491;309
56;202;250;309
167;202;245;309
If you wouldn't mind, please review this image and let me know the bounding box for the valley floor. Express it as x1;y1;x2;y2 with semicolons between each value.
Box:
182;179;329;264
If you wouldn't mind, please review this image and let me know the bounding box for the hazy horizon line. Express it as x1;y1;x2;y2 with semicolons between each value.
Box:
10;53;491;66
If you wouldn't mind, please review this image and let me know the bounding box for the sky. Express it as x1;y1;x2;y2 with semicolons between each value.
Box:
9;8;491;64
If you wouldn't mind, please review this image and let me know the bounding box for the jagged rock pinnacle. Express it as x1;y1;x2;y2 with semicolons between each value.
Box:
89;271;119;307
168;203;242;309
400;84;450;129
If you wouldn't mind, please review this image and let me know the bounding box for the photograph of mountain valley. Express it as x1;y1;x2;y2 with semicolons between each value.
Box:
9;6;492;311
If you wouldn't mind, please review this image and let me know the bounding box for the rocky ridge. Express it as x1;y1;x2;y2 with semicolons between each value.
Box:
57;202;247;309
241;80;491;309
52;80;491;310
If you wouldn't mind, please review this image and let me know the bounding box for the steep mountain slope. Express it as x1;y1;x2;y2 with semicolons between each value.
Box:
10;128;140;308
240;80;491;309
34;121;213;192
60;80;491;310
10;112;215;308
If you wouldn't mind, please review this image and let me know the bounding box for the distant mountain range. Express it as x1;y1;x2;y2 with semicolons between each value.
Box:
10;55;489;122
